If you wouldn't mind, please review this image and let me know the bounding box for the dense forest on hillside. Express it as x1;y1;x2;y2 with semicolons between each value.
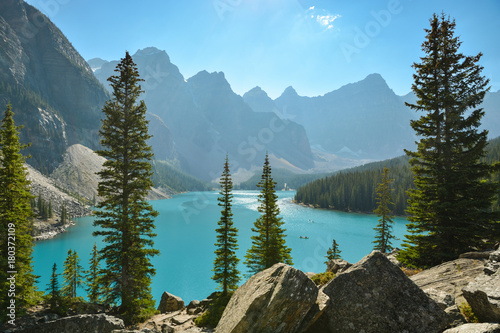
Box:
237;168;328;191
295;136;500;215
152;160;211;192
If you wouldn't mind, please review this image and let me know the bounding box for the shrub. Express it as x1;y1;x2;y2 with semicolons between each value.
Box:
459;302;479;323
400;266;423;277
310;272;335;286
194;292;233;328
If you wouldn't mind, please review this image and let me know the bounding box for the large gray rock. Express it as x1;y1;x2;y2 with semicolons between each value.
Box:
215;263;318;333
21;314;124;333
326;259;352;274
443;323;500;333
304;251;450;333
411;258;487;302
463;270;500;322
485;250;500;275
157;292;185;313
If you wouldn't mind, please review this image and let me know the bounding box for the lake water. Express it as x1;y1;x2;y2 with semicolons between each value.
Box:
33;191;408;305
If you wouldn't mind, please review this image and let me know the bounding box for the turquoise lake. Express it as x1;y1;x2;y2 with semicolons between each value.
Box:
33;191;408;306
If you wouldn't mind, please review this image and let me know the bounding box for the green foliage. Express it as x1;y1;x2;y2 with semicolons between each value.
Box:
398;14;500;267
295;138;500;217
459;302;479;323
238;168;328;191
373;167;396;253
194;292;233;328
213;156;240;294
295;156;413;215
245;153;293;275
62;249;85;299
86;243;102;304
310;272;335;287
46;263;63;314
325;239;342;265
151;159;210;192
93;52;159;325
0;104;39;321
35;194;53;220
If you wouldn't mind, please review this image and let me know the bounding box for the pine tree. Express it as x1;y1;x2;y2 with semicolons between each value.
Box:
93;52;159;324
61;205;66;224
0;104;38;320
48;200;53;219
213;156;240;295
324;238;341;265
398;14;500;267
62;249;84;299
373;167;396;253
46;263;61;312
86;242;102;304
245;153;292;274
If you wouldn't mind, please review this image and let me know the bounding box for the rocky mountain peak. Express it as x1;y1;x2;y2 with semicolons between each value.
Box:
279;85;299;99
243;86;267;97
134;46;167;58
188;70;231;91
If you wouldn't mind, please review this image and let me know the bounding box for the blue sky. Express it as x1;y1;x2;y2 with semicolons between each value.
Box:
25;0;500;98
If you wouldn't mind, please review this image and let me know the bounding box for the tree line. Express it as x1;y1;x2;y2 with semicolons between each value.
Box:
295;137;500;216
294;156;413;215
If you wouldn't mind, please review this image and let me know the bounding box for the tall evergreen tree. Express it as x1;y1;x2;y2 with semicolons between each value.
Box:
93;52;159;324
245;153;292;274
324;238;342;265
0;104;38;320
373;167;396;253
212;156;240;295
62;249;84;299
46;263;61;312
86;242;102;304
61;204;67;224
399;14;500;267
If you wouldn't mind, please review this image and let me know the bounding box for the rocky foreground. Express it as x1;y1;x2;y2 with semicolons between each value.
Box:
9;249;500;333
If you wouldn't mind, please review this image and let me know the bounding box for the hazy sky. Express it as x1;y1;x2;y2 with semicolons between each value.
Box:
25;0;500;98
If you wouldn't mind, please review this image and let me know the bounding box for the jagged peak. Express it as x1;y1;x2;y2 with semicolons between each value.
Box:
277;86;298;99
243;86;269;98
133;47;171;62
188;70;231;90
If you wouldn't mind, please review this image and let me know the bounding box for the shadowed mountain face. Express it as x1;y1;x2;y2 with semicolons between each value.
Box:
272;74;416;160
0;0;109;172
92;48;314;180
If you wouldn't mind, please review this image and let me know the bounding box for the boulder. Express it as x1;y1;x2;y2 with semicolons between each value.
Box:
463;270;500;322
21;314;124;333
445;305;467;327
459;252;494;260
304;251;450;333
186;300;203;315
442;323;500;333
385;247;402;267
490;250;500;263
158;292;185;313
326;259;352;274
485;250;500;275
425;288;456;310
215;263;318;333
411;258;486;302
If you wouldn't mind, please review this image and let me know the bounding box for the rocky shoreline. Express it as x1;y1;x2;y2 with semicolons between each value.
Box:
27;156;171;241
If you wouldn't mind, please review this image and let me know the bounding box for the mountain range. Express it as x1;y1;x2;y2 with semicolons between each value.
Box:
1;0;499;192
90;48;314;181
